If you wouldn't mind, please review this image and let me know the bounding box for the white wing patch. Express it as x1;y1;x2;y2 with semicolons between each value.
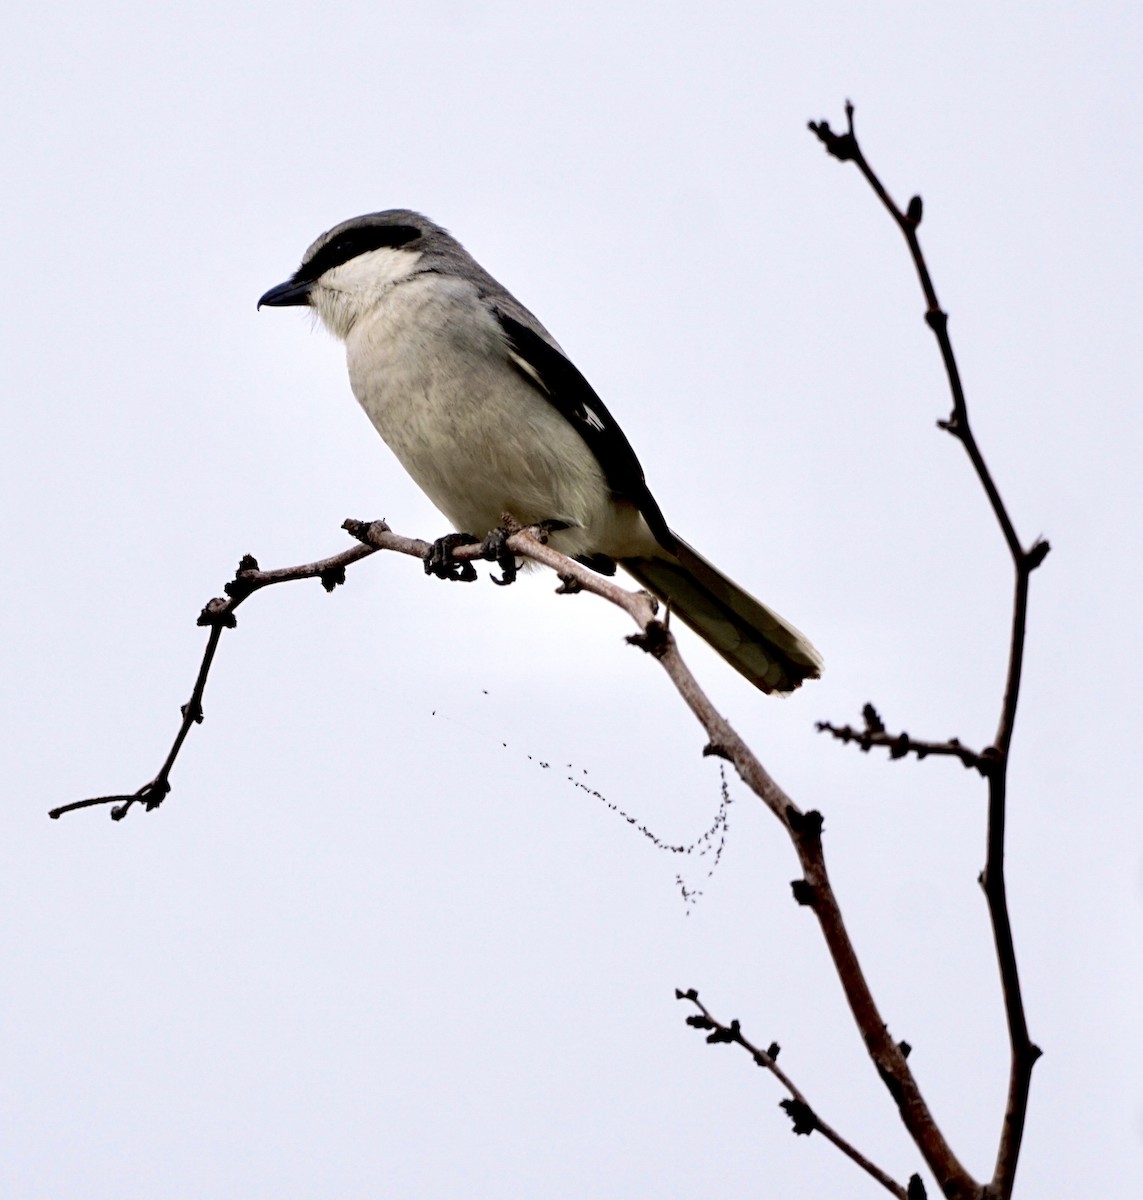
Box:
507;350;606;437
577;404;606;432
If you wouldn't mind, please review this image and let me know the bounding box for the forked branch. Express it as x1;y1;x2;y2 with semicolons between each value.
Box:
49;522;657;822
54;104;1044;1200
810;102;1044;1198
53;515;973;1191
676;988;916;1199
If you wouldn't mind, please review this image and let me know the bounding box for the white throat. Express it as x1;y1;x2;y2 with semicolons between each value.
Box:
310;246;424;340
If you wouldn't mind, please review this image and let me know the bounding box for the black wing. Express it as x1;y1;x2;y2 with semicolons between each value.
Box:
494;310;675;553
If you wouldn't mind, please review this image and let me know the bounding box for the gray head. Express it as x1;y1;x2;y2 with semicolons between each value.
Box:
258;210;482;339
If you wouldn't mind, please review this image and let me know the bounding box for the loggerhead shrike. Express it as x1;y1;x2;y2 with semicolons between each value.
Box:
258;211;821;694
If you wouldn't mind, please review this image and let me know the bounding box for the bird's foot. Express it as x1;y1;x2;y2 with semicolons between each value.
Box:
481;527;520;587
424;532;480;582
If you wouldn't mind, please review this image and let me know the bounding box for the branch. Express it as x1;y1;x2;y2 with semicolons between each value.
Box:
56;107;1045;1199
50;536;380;821
676;988;916;1199
811;103;1043;1198
50;521;656;822
816;704;990;774
616;576;978;1196
56;514;972;1191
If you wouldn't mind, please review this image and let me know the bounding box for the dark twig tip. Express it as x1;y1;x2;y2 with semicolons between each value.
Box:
141;780;171;812
906;194;923;225
924;309;949;334
786;806;824;839
702;741;733;761
809;121;858;162
626;620;670;659
907;1175;929;1200
862;702;885;732
898;1040;912;1059
790;879;816;907
319;566;347;592
779;1097;818;1136
675;987;698;1002
1025;539;1051;570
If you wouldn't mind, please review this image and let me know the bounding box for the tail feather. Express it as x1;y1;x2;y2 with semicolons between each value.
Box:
621;537;822;695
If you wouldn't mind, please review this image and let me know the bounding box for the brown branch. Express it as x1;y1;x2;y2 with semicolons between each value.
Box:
55;108;1044;1197
50;520;657;822
676;988;915;1199
58;518;970;1191
619;575;977;1198
50;532;384;820
816;703;989;774
811;103;1044;1199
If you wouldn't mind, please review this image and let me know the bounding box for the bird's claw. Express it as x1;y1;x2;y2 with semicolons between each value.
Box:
482;528;519;586
424;533;480;582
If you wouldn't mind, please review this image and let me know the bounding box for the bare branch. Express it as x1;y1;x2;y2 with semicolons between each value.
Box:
50;521;656;822
816;703;990;774
56;510;975;1190
50;533;384;821
676;988;911;1199
612;571;978;1196
54;106;1046;1200
811;103;1043;1198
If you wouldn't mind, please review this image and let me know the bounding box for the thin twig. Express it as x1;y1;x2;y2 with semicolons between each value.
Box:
676;988;913;1199
50;533;384;820
816;703;989;774
50;521;656;822
810;103;1044;1199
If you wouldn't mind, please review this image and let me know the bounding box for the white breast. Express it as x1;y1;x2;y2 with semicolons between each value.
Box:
342;274;657;559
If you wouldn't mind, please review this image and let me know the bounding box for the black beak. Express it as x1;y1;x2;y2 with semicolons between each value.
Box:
257;278;313;309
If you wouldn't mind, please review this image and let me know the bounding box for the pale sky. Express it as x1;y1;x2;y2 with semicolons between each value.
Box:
3;3;1141;1197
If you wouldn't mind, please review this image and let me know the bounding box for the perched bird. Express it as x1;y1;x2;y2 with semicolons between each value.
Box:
259;211;821;694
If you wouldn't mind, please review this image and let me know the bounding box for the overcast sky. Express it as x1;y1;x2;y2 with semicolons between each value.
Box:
3;3;1141;1197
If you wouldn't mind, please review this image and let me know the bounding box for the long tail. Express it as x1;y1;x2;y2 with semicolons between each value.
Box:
621;536;822;695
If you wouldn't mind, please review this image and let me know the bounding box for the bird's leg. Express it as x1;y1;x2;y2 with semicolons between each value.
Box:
424;532;480;582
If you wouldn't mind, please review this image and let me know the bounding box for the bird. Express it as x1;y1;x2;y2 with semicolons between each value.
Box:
258;210;821;694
